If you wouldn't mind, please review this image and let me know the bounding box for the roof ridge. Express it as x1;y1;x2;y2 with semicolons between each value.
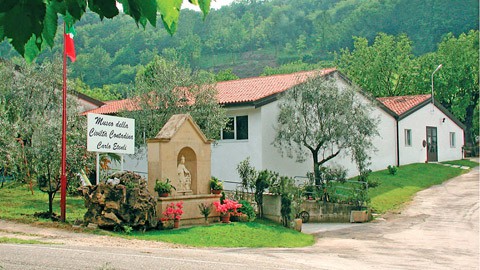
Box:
216;67;336;85
82;68;338;114
377;93;431;100
377;94;432;116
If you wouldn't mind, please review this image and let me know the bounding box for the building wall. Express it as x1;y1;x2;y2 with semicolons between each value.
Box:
260;100;313;179
76;98;101;113
110;88;464;191
210;106;263;190
261;75;397;180
398;103;464;165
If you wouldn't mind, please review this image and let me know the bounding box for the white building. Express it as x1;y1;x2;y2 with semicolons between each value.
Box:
82;69;465;189
378;94;465;165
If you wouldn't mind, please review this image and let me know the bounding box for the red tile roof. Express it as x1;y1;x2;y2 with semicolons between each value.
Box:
377;94;431;116
82;68;337;115
82;98;140;115
216;68;337;105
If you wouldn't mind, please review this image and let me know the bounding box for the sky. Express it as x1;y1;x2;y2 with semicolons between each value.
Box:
115;1;236;13
182;0;236;11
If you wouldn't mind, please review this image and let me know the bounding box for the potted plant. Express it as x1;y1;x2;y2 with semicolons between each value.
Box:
198;202;212;224
210;176;223;194
161;201;184;229
155;178;175;197
213;199;242;223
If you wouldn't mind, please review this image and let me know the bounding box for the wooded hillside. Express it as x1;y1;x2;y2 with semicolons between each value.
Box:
0;0;477;91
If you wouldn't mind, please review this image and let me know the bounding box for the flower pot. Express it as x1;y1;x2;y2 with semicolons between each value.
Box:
350;210;369;223
291;218;302;232
158;192;169;197
174;219;180;228
221;213;230;223
161;221;174;230
211;189;222;195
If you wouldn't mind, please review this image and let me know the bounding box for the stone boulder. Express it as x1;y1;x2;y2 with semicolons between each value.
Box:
79;171;158;230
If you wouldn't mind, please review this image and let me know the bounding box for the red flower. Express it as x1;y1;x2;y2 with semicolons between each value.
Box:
214;199;242;216
162;201;184;221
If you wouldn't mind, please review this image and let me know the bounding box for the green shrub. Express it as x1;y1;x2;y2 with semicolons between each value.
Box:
367;178;380;188
280;196;292;227
154;178;175;194
210;176;223;190
238;200;256;221
387;165;398;175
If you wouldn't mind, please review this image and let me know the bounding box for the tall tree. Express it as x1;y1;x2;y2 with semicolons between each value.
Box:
273;73;378;186
0;59;92;215
124;55;227;145
434;31;479;149
338;31;479;149
337;33;416;97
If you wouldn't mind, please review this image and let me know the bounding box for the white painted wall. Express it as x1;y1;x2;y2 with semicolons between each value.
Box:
108;147;148;178
367;106;398;172
213;73;398;190
398;103;464;165
261;100;312;179
210;106;263;190
113;80;463;191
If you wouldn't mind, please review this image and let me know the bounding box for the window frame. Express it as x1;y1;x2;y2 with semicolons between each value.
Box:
221;117;235;140
221;115;249;141
405;129;412;147
449;132;456;148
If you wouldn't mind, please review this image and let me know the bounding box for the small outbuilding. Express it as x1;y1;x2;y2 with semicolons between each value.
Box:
377;94;465;165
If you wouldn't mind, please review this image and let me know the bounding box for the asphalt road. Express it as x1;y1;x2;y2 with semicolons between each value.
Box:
0;167;478;270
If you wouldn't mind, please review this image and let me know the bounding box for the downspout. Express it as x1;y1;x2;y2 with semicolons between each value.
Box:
396;117;400;167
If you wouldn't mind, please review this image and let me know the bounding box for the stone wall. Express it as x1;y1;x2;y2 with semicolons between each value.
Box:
302;200;358;223
157;194;221;226
263;194;362;223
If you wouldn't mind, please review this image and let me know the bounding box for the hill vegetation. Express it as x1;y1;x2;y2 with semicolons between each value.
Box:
0;0;478;149
0;0;477;92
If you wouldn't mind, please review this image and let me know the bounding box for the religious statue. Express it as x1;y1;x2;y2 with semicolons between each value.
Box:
177;155;191;190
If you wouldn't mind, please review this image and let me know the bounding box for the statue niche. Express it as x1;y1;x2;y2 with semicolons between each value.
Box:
177;155;191;191
176;147;196;195
147;114;218;225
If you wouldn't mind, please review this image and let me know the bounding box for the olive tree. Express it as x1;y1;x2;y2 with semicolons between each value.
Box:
0;59;92;217
273;73;379;186
124;55;227;144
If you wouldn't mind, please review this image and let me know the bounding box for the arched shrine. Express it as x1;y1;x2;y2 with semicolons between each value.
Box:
147;114;220;224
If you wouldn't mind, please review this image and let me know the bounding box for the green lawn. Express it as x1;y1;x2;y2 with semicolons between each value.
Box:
0;160;474;247
0;183;85;224
440;159;479;168
0;237;51;245
125;219;314;248
367;162;474;213
0;183;313;248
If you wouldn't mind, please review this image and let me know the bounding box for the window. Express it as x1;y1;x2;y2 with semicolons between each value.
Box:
236;116;248;140
450;132;456;148
222;117;235;140
221;115;248;140
405;129;412;147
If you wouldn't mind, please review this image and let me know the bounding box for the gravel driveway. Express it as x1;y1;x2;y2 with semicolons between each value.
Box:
0;166;478;270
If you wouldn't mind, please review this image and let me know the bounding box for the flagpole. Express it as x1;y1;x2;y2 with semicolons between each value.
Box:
60;21;68;222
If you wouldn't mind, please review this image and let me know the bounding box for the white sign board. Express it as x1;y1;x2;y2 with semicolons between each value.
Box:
87;113;135;154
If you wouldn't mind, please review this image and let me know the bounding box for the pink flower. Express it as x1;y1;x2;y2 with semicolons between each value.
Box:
214;199;242;215
162;200;184;221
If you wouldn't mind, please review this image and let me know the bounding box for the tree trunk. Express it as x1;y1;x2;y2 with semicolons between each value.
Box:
312;149;321;187
464;104;477;155
48;192;54;218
